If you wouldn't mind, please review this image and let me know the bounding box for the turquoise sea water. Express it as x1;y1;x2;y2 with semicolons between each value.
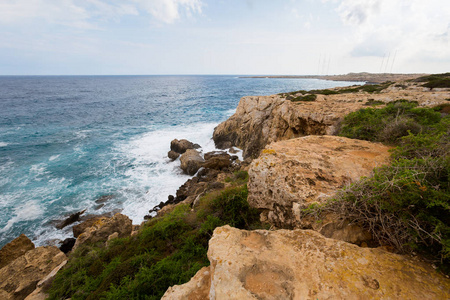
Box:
0;75;360;247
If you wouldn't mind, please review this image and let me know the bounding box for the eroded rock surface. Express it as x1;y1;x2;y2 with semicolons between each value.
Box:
247;136;391;228
180;149;205;175
73;213;132;249
0;234;35;269
163;225;450;299
0;246;66;300
213;87;449;159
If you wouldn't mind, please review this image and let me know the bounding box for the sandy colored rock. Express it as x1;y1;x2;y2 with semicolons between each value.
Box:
0;246;66;300
180;149;205;175
0;234;35;269
213;84;449;159
247;136;391;228
73;213;132;249
162;266;211;300
189;225;450;300
171;139;200;154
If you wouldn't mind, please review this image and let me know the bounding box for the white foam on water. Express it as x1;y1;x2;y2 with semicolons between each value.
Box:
0;142;9;147
0;200;43;233
49;154;60;161
115;122;220;223
224;108;236;116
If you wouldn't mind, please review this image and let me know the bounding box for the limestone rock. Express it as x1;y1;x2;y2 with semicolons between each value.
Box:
73;216;106;238
171;139;200;154
0;246;66;300
73;213;132;249
248;136;391;228
162;266;211;300
169;225;450;299
55;209;86;229
0;234;35;269
168;150;180;160
213;88;450;159
202;151;231;170
180;149;205;175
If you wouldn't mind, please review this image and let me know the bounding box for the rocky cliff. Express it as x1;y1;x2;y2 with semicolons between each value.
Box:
163;225;450;300
247;135;391;229
213;82;449;159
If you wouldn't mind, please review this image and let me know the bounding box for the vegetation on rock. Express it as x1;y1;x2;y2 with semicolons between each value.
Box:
48;182;263;299
413;73;450;89
305;101;450;273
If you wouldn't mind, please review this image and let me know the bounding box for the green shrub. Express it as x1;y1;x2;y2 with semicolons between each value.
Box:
413;73;450;89
338;100;442;144
48;185;263;299
290;94;317;102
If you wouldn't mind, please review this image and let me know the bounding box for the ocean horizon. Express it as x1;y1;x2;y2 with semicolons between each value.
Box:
0;75;362;248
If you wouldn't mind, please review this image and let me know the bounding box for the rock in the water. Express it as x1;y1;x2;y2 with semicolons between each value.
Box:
59;238;76;254
180;149;205;175
73;213;132;249
203;151;231;170
55;209;86;229
170;139;200;154
0;246;66;300
248;135;391;228
163;225;450;299
168;150;180;160
0;234;35;269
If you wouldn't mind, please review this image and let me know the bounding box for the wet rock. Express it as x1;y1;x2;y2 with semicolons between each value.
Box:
170;139;200;154
248;136;391;228
55;209;86;230
163;225;450;299
167;150;180;160
95;195;115;204
73;213;132;249
0;234;35;269
203;151;231;170
59;238;76;254
180;149;205;175
0;246;66;300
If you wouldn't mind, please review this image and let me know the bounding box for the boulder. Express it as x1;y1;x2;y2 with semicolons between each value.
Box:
0;246;66;300
162;266;211;300
247;136;391;228
163;225;450;299
203;151;232;170
59;238;76;254
170;139;200;154
180;149;205;175
0;234;35;269
73;213;132;249
24;260;67;300
73;216;106;238
168;150;180;160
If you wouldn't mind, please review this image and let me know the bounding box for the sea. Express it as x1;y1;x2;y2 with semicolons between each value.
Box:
0;75;360;248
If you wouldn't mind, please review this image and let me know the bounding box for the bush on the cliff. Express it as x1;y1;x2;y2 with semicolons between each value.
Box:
48;184;262;300
338;100;442;144
309;105;450;273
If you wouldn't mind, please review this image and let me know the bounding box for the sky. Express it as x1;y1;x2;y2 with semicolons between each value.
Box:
0;0;449;75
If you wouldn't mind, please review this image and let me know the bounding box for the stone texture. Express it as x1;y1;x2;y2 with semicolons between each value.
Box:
213;87;450;159
73;213;132;249
0;234;35;269
73;216;106;238
171;139;200;154
247;136;391;228
162;266;211;300
25;260;67;300
202;151;232;170
166;225;450;300
168;150;180;160
180;149;205;175
0;246;66;300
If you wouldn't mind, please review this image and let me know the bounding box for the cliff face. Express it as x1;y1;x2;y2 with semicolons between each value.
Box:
213;84;449;159
247;135;391;228
163;225;450;300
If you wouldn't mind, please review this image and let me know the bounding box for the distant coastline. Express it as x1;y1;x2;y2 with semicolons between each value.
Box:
241;72;428;84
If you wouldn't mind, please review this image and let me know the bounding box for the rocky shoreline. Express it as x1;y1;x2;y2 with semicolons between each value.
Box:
1;75;450;299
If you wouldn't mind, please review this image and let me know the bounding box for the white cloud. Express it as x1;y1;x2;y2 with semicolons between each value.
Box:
0;0;203;28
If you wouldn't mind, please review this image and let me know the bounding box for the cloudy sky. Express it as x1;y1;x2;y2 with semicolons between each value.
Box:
0;0;449;75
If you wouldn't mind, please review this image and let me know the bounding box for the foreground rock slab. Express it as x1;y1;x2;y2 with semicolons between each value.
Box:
247;135;391;228
0;246;66;300
0;234;35;269
164;225;450;299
